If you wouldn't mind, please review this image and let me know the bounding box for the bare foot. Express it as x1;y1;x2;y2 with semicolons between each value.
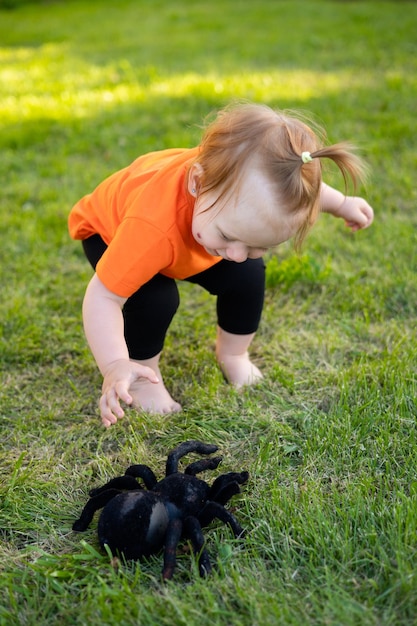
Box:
217;351;263;388
129;359;181;414
215;327;263;388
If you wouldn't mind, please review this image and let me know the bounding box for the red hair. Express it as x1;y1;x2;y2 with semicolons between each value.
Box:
194;103;367;249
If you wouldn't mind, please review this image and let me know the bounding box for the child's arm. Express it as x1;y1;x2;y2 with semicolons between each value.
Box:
320;183;374;231
82;273;159;427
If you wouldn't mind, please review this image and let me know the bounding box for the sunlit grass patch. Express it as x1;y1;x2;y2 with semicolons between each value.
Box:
0;41;371;124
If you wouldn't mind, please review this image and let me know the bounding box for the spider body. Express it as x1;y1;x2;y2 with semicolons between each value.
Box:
72;441;248;579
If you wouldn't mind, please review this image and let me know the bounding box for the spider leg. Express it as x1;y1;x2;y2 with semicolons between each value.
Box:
210;481;241;506
166;441;218;475
72;489;122;532
183;516;212;577
162;518;183;580
198;501;245;538
208;471;249;502
124;464;157;489
89;475;143;497
184;456;222;476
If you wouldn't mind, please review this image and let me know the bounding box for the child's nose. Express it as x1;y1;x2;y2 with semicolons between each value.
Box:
226;244;248;263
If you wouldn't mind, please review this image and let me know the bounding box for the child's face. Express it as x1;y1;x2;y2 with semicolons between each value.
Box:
191;168;300;262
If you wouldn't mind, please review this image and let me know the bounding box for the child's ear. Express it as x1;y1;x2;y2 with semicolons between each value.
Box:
188;163;204;196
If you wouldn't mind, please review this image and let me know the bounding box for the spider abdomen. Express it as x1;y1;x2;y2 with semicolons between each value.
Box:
98;491;169;559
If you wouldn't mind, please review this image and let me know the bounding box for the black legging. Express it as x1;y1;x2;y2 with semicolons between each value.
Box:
82;234;265;360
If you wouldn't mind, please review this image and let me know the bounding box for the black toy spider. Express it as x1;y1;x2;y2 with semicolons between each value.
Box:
72;440;248;579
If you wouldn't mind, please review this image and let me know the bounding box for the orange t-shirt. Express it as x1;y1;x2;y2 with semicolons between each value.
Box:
68;147;221;297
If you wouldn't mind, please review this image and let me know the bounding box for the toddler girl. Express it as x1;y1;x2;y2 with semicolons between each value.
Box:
69;103;374;427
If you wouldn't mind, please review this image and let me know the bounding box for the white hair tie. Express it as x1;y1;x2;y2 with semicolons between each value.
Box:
301;151;313;164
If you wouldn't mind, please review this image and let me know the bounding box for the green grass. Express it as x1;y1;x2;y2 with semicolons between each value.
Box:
1;0;416;624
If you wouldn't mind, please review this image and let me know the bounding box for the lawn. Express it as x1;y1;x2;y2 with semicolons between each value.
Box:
0;0;416;624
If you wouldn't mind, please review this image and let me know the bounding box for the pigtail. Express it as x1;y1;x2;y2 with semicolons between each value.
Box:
289;142;368;250
310;142;368;191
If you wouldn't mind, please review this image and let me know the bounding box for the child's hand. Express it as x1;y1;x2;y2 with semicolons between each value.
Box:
99;359;159;427
336;196;374;232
